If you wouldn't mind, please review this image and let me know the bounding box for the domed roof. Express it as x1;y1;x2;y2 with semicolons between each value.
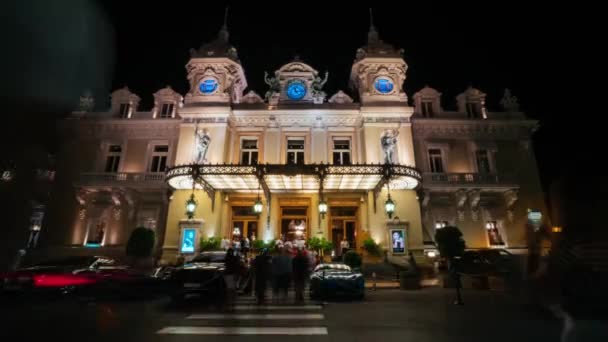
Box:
189;9;240;63
355;10;404;61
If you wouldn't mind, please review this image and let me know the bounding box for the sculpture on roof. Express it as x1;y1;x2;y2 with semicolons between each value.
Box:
78;90;95;112
264;71;280;101
500;88;520;112
311;71;329;97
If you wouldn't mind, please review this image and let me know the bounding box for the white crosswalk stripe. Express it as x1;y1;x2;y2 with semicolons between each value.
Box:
157;292;328;336
157;327;328;335
187;313;324;320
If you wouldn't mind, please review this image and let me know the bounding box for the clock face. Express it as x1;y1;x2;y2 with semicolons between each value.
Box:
374;77;394;94
286;80;307;100
199;78;218;94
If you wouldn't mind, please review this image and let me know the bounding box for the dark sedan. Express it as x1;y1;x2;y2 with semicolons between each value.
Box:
458;248;514;276
168;251;252;302
309;263;364;300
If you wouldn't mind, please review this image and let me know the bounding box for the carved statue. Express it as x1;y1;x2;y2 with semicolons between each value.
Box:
194;127;211;164
264;71;280;100
312;71;329;95
78;90;95;112
500;88;519;112
380;129;399;164
356;48;366;61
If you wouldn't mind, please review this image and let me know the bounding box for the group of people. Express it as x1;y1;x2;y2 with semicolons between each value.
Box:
252;246;317;304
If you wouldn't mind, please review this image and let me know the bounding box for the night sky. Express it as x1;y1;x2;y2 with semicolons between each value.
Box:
2;1;585;196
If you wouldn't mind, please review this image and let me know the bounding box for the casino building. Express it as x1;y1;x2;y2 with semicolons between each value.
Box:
44;20;546;264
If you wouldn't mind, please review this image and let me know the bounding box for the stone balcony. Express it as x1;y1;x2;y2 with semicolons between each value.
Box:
76;172;166;189
422;173;518;190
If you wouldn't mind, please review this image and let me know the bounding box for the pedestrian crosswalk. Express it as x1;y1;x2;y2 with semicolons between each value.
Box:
156;291;328;336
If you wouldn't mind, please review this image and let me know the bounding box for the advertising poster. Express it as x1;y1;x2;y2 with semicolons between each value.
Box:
390;228;406;254
181;228;196;253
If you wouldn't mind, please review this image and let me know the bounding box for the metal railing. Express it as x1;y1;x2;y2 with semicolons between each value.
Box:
78;172;166;186
423;173;516;186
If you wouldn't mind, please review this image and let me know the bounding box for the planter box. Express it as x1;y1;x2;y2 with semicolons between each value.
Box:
488;275;505;291
462;275;490;290
399;272;421;290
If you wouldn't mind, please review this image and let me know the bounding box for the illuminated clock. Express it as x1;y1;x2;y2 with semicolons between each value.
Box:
199;78;218;94
374;77;394;94
286;80;307;100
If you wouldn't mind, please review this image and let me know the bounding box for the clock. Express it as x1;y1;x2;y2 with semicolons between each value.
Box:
286;80;307;100
199;78;218;94
374;77;394;94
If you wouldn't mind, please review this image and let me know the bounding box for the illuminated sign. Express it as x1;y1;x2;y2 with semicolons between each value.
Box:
527;210;542;224
390;228;406;254
181;228;197;253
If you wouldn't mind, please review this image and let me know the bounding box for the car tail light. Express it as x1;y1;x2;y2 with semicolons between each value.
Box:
33;274;98;287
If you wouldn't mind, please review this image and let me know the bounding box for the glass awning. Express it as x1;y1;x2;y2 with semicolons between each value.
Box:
166;163;421;192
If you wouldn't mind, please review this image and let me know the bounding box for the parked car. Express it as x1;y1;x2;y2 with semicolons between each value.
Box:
0;255;150;298
168;251;252;303
309;263;364;300
458;248;514;276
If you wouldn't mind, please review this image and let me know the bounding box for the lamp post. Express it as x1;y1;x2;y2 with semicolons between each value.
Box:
253;184;263;215
385;183;395;219
318;199;328;219
185;193;197;219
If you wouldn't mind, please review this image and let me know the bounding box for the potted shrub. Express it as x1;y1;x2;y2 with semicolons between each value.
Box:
343;250;362;270
200;236;221;251
362;238;382;263
126;227;156;273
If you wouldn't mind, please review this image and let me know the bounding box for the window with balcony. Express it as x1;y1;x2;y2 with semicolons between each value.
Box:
159;103;174;118
286;138;305;165
104;145;122;173
119;103;131;118
476;150;491;173
421;101;434;117
240;139;259;165
428;149;444;173
332;138;351;165
466;102;481;118
150;145;169;173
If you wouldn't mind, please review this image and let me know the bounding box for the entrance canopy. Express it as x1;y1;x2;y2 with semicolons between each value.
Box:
166;163;421;193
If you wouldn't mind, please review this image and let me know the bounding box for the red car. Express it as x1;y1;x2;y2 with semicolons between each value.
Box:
1;255;143;298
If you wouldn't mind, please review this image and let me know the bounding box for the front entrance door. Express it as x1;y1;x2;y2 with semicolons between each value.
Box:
329;206;358;257
232;220;258;241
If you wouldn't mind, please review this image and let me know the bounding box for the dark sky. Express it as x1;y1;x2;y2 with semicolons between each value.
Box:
2;0;585;194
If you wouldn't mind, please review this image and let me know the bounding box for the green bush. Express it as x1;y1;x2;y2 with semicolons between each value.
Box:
320;238;333;253
126;227;156;258
307;237;321;251
343;250;362;269
252;239;267;250
362;238;382;256
200;236;221;251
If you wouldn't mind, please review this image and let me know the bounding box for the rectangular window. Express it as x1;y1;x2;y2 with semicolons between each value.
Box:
286;138;305;165
150;145;169;173
332;138;351;165
159;103;174;118
486;221;505;245
119;103;131;118
476;150;491;173
240;139;259;165
466;102;481;118
428;149;444;173
104;145;122;172
421;101;434;117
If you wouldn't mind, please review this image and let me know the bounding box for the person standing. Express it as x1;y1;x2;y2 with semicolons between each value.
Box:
293;248;309;303
253;248;271;304
272;247;292;303
340;237;350;257
223;248;240;310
